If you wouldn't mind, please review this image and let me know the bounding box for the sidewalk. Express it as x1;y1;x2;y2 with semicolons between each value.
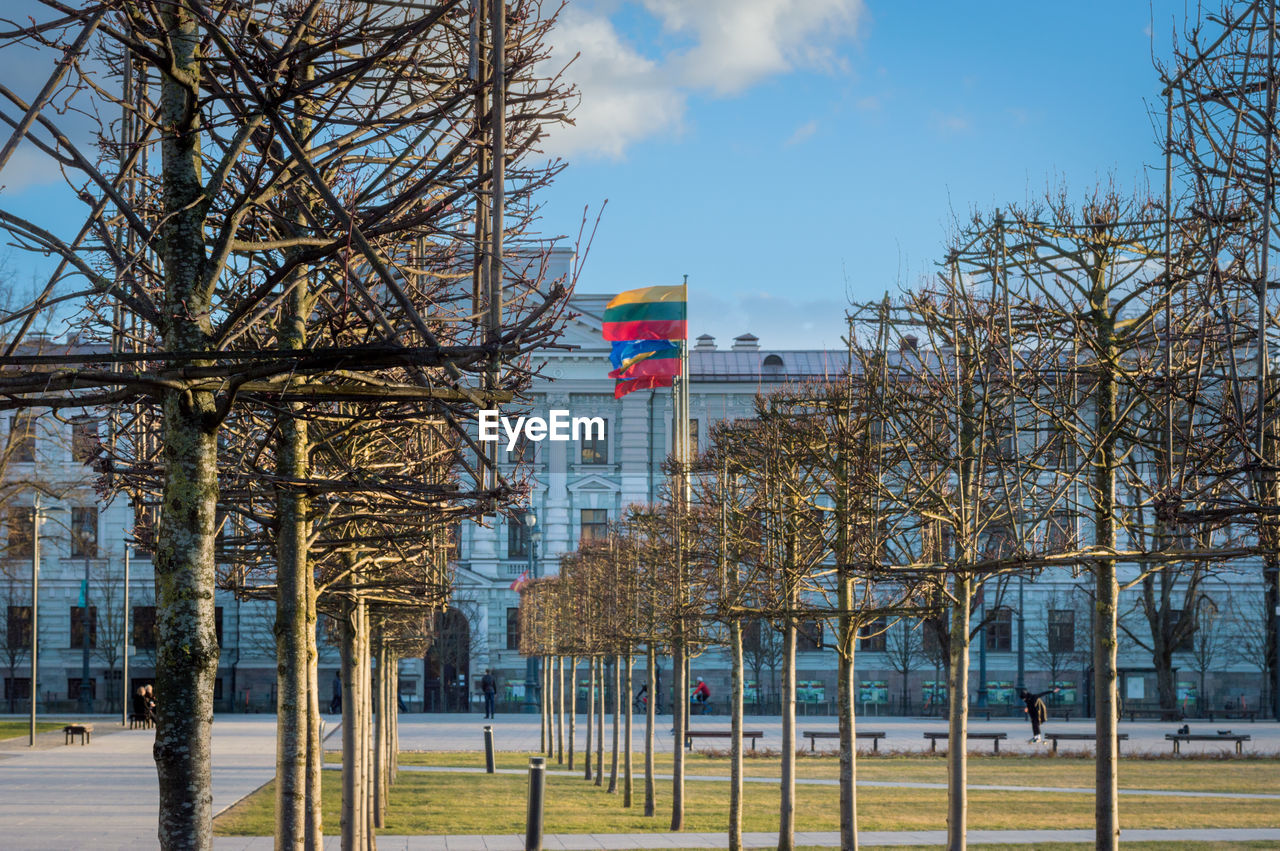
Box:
213;827;1280;849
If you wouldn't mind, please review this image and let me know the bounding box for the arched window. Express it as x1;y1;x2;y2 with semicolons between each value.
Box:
762;354;784;377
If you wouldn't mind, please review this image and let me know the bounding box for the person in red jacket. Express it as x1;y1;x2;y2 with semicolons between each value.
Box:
691;677;711;715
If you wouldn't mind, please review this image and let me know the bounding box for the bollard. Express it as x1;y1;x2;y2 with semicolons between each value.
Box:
525;756;546;851
484;725;496;774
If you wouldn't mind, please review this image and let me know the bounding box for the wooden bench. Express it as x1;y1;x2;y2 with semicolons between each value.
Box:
923;732;1007;753
1045;732;1128;754
1166;733;1251;755
684;730;764;751
1127;709;1183;722
63;723;93;746
801;730;887;752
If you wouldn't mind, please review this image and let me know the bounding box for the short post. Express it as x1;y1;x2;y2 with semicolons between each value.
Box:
484;725;495;774
525;756;545;851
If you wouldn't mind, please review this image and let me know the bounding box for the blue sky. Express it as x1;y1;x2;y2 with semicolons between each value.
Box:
537;1;1175;349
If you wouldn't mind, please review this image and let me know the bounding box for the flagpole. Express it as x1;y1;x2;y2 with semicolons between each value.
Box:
680;275;690;505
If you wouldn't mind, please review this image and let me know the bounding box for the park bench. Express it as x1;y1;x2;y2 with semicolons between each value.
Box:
1045;732;1128;754
1127;709;1183;722
1165;733;1251;755
801;730;887;752
1206;710;1256;722
923;731;1007;753
63;724;93;745
684;729;764;751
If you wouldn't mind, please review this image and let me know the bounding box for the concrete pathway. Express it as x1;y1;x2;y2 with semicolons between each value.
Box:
213;827;1280;849
0;715;279;850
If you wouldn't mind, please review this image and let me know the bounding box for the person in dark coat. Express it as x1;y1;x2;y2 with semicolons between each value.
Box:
1021;686;1060;743
481;669;497;719
132;686;149;727
329;673;342;714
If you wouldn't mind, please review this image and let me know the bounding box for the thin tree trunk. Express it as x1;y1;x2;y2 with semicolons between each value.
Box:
556;655;565;765
671;639;686;831
568;656;577;770
597;656;606;786
372;627;385;829
340;598;363;851
584;656;594;780
729;618;744;851
305;598;322;847
644;644;656;817
1095;340;1120;851
609;653;620;793
153;7;219;848
778;616;796;851
541;657;549;755
946;576;971;851
360;602;373;851
837;602;858;850
623;650;633;805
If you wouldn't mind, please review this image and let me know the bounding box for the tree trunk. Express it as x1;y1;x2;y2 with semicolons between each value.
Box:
670;639;686;831
729;618;744;851
596;656;605;786
153;5;219;848
584;656;594;780
1094;341;1120;851
609;653;620;793
624;650;634;805
778;616;796;851
946;576;971;851
644;645;656;817
305;599;322;848
837;588;858;850
556;655;565;765
340;598;366;851
568;656;577;770
372;627;385;829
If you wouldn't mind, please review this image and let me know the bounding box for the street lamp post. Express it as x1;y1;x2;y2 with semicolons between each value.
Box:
523;510;541;713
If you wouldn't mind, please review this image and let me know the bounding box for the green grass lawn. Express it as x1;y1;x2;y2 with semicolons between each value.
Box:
216;751;1280;837
0;721;63;741
385;750;1280;795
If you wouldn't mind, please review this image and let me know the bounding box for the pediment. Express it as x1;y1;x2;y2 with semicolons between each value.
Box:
568;474;620;493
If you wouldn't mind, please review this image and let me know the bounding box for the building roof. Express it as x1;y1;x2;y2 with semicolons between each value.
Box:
689;349;847;381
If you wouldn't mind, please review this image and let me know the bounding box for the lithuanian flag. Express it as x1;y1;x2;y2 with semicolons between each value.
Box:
614;375;674;399
609;340;680;377
602;285;687;341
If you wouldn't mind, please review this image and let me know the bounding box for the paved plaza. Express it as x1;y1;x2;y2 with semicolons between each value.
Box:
0;712;1277;849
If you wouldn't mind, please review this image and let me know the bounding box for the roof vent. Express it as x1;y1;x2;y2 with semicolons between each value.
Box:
694;334;717;351
732;333;759;351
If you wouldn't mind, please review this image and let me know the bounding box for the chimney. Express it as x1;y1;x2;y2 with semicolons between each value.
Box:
694;334;717;351
732;333;759;351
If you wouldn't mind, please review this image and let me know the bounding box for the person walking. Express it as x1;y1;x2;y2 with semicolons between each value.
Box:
1021;686;1060;743
481;669;497;719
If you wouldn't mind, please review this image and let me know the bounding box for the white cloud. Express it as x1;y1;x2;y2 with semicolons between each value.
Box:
541;0;863;160
785;119;819;146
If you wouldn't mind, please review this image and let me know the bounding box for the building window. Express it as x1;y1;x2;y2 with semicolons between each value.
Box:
132;606;157;650
580;509;608;544
798;620;822;651
70;606;97;648
67;677;96;700
506;607;521;650
6;605;32;649
1048;609;1075;653
215;606;224;647
6;508;35;559
985;607;1012;652
8;413;36;463
71;507;98;558
762;354;784;377
1171;609;1194;652
671;418;699;456
858;616;887;652
508;520;529;558
506;433;531;464
71;417;99;463
3;677;30;700
581;419;608;464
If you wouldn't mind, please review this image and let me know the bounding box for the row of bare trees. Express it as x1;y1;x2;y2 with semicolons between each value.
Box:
0;2;575;849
